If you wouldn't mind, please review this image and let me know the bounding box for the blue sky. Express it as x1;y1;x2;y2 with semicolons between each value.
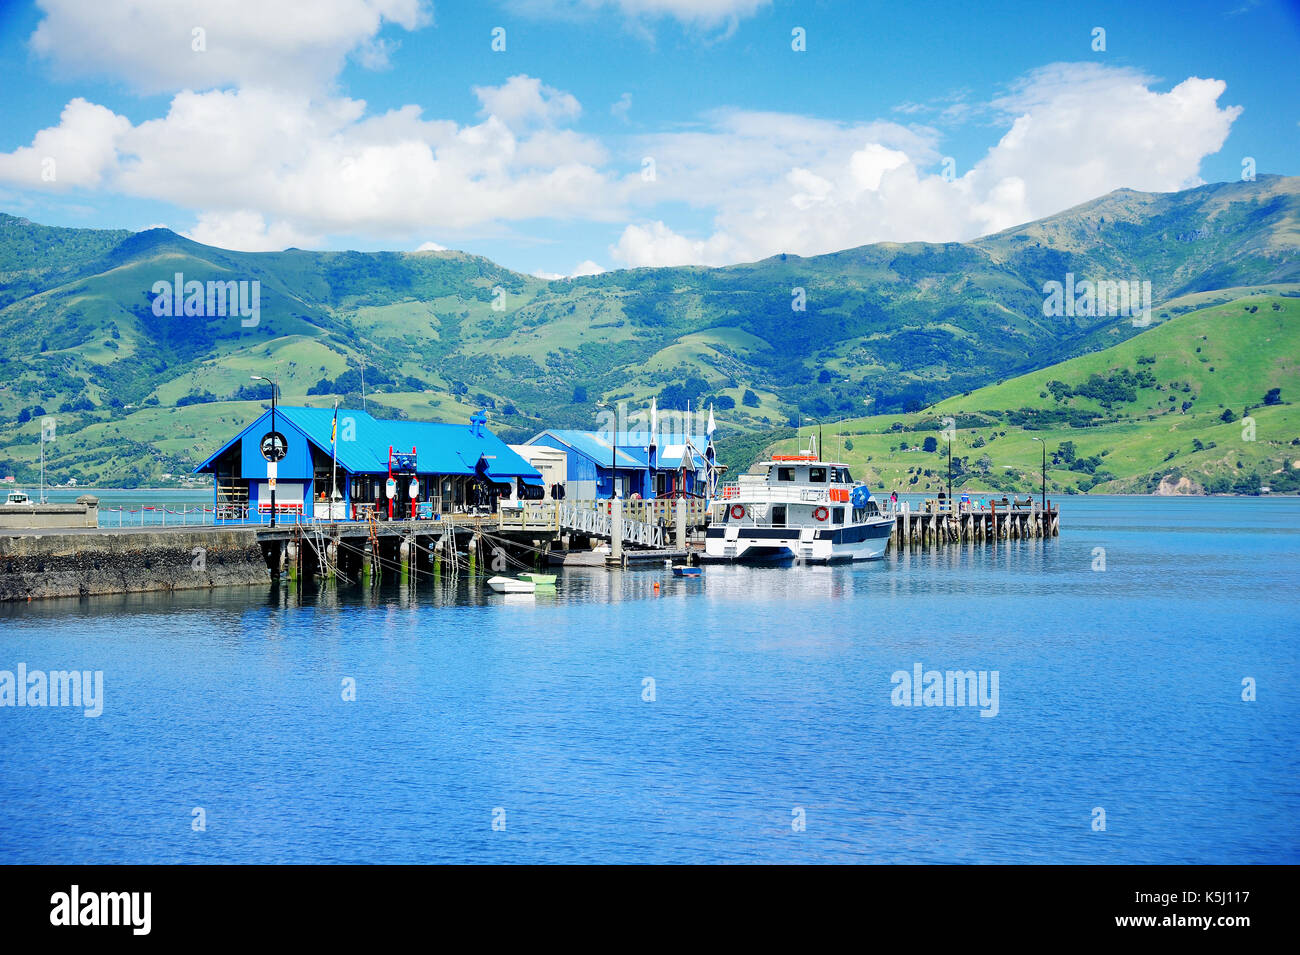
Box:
0;0;1296;277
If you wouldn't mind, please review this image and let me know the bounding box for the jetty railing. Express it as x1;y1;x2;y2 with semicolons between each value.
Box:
558;502;663;548
100;503;231;527
574;498;708;529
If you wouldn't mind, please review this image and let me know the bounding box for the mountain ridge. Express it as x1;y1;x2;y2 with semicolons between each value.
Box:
0;175;1297;486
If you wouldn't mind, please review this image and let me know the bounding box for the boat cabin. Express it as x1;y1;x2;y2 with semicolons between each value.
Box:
720;452;880;528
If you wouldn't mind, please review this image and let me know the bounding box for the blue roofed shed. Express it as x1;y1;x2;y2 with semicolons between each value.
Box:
525;429;716;499
194;406;543;522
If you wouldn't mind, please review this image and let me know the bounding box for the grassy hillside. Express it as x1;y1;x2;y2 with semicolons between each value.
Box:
764;292;1300;496
0;175;1298;486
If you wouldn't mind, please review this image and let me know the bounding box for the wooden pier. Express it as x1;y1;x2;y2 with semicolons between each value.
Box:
890;501;1059;547
0;498;706;600
0;497;1061;601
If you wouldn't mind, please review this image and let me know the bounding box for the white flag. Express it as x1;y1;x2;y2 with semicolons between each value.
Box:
650;398;658;446
41;417;56;442
706;404;716;438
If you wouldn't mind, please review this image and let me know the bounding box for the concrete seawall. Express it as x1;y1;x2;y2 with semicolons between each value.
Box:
0;528;272;602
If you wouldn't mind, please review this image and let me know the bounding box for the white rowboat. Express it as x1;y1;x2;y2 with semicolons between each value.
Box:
486;576;536;594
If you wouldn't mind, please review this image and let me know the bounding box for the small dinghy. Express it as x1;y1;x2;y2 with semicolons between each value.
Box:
517;572;556;587
671;565;702;578
486;575;536;594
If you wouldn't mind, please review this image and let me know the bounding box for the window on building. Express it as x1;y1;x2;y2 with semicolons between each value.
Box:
809;467;827;482
777;467;795;481
832;507;845;524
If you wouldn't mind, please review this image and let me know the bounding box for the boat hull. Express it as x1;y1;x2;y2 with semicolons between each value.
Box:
703;518;892;563
486;576;536;594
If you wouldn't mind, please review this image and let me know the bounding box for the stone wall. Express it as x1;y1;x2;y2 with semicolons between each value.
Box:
0;529;272;602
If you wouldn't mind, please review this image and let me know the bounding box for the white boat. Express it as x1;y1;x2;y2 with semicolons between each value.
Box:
486;575;536;594
705;440;893;563
4;490;32;506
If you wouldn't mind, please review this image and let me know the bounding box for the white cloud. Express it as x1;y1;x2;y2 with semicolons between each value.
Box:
0;41;1244;270
0;98;129;188
184;210;321;251
611;220;742;268
506;0;770;27
611;64;1242;266
29;0;430;94
415;240;446;251
0;80;623;244
474;75;582;130
533;259;606;280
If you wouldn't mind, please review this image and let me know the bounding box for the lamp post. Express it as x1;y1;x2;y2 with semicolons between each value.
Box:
251;375;280;527
1030;437;1047;511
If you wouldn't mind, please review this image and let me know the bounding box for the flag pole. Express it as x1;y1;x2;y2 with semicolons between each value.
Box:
331;397;339;514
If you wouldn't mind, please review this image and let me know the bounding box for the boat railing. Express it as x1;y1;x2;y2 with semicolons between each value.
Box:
719;484;834;504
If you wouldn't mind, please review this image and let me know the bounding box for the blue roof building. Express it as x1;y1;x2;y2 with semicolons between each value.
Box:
525;429;717;500
194;406;543;522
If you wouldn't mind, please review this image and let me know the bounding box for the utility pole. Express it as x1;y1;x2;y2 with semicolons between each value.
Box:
1041;441;1047;511
947;438;952;508
39;419;47;503
1031;437;1047;511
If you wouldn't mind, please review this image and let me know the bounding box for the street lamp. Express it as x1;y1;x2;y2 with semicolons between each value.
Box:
1030;437;1047;512
251;375;280;526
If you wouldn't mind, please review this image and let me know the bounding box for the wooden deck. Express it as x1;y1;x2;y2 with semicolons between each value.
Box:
891;501;1059;547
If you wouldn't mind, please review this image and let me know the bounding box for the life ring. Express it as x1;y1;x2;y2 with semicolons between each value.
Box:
729;504;746;520
813;506;829;522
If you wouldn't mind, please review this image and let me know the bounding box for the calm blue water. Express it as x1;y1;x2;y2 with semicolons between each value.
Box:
1;496;1296;863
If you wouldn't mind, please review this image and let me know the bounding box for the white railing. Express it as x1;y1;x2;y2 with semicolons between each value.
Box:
558;502;663;548
93;499;675;543
720;484;833;504
568;498;709;528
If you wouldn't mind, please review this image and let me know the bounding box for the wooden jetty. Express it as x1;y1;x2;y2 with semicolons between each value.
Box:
0;496;1060;601
0;498;709;601
890;500;1059;547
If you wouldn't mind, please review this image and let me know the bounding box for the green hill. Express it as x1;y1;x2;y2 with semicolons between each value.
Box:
0;175;1298;487
767;292;1300;496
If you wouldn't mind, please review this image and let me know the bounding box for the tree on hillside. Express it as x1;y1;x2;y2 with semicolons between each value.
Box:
1221;408;1235;423
922;435;938;453
572;385;587;403
742;389;759;408
1264;388;1281;406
